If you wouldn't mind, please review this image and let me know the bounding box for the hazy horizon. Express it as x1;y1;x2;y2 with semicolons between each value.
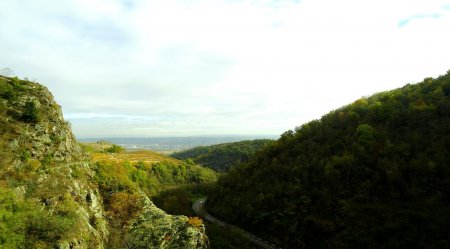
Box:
78;135;278;152
76;134;279;139
1;0;450;137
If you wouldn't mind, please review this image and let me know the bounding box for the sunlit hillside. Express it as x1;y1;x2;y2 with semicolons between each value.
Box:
81;141;180;164
92;150;180;164
0;76;211;249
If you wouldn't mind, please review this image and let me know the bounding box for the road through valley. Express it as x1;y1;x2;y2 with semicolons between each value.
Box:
192;198;281;249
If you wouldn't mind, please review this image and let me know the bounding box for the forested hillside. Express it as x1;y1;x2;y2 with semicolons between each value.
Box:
171;139;274;172
207;71;450;249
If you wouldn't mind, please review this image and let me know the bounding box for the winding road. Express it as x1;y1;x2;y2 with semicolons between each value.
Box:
192;198;281;249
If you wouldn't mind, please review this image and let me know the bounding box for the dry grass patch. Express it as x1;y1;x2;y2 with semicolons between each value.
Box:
92;150;180;164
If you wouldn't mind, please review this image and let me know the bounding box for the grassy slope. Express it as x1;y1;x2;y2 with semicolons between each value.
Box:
81;141;180;164
92;150;180;164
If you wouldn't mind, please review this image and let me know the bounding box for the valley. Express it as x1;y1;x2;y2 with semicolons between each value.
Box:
193;198;279;249
2;0;449;248
1;71;450;249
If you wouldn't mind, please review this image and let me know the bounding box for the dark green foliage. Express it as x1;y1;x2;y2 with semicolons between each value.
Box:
152;187;196;216
20;101;39;123
41;153;54;166
104;144;124;153
151;184;258;249
171;139;274;172
205;222;258;249
207;71;450;249
9;77;26;91
152;184;212;217
0;76;28;101
0;79;15;100
19;149;31;161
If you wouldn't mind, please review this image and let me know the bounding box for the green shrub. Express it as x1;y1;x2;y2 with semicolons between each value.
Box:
20;101;39;123
0;80;15;100
104;144;124;153
0;186;78;248
9;77;25;91
19;150;31;161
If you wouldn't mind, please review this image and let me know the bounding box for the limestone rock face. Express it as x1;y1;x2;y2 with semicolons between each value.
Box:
0;76;108;248
125;195;209;249
5;80;84;163
0;76;208;249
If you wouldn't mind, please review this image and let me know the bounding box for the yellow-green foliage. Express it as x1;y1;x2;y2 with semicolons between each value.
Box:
104;144;124;153
187;217;204;228
94;159;217;199
0;185;81;248
79;141;112;153
93;156;217;248
0;76;16;100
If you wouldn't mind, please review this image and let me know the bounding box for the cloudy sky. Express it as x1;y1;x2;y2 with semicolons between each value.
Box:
1;0;450;138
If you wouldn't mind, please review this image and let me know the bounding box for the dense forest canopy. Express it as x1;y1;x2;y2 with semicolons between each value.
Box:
207;71;450;249
171;139;274;172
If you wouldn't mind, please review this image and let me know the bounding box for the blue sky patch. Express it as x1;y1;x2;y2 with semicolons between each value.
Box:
398;13;442;27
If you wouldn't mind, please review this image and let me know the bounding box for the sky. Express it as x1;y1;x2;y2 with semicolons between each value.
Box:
1;0;450;138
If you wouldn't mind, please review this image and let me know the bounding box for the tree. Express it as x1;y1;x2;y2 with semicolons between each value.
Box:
105;144;124;153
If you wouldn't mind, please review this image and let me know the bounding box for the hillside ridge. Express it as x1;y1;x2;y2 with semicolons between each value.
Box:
0;76;209;249
171;139;274;172
207;71;450;249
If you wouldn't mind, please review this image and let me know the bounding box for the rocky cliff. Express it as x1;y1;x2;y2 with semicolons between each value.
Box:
0;76;208;249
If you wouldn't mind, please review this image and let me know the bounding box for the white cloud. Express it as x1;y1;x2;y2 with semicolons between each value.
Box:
1;0;450;137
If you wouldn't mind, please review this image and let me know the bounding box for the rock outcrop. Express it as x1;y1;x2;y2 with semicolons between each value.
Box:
125;195;209;249
1;76;108;248
0;76;208;249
